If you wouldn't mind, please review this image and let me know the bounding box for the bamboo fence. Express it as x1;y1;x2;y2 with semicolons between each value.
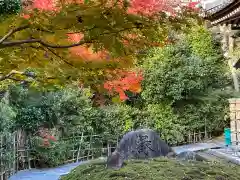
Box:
0;130;211;180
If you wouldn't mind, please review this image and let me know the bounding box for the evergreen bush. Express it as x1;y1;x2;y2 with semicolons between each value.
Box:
0;0;22;15
141;25;232;137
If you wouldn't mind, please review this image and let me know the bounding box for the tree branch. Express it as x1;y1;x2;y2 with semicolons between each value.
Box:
0;25;30;43
0;39;91;49
29;45;76;67
0;70;57;82
45;47;76;67
0;26;139;49
0;39;42;48
0;70;24;81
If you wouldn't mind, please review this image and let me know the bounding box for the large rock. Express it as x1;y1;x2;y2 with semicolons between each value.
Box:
107;129;175;169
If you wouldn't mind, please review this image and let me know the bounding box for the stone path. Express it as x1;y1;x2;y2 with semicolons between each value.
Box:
207;148;240;165
172;142;224;154
9;142;225;180
9;162;82;180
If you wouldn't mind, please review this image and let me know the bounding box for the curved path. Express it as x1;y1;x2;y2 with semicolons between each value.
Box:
9;162;82;180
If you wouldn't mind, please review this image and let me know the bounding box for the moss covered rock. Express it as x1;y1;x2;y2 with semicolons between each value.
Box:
61;158;240;180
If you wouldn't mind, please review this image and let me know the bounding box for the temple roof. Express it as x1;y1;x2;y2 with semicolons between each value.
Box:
201;0;234;13
201;0;240;25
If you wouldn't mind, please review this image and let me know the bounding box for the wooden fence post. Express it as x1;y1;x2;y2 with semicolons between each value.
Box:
16;132;18;174
0;134;3;180
87;133;93;160
107;142;111;157
13;132;16;175
76;132;84;162
193;131;196;144
198;131;201;142
188;132;191;144
27;137;31;169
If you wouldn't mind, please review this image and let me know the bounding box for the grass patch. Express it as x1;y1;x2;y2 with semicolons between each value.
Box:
60;158;240;180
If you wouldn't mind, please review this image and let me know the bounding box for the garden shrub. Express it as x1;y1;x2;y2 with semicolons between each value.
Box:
50;88;101;135
31;136;77;167
99;104;146;141
4;86;105;167
8;86;60;132
0;96;16;132
0;0;22;15
141;25;231;137
7;86;99;134
175;98;229;135
98;103;185;145
187;25;222;59
142;43;230;104
145;104;185;145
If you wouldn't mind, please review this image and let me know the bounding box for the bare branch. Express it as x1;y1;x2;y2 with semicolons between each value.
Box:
0;70;24;81
0;25;30;43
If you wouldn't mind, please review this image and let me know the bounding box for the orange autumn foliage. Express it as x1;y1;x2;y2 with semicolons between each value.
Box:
20;0;193;101
67;33;109;61
38;129;57;147
128;0;181;16
104;71;143;100
24;0;184;15
66;32;144;101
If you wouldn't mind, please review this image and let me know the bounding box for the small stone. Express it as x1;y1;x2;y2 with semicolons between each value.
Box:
215;176;226;180
176;151;204;161
107;151;124;170
181;177;192;180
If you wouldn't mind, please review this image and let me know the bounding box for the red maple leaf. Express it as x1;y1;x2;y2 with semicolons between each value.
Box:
32;0;59;11
22;0;181;101
104;70;143;101
67;33;109;61
128;0;181;16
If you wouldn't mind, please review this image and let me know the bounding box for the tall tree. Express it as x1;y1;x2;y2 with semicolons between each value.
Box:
0;0;197;98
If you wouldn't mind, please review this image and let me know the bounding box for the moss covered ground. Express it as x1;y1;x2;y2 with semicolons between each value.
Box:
61;158;240;180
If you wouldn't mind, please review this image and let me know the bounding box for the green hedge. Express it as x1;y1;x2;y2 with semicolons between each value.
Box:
0;24;234;168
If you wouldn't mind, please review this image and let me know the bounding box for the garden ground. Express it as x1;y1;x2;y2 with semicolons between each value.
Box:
60;157;240;180
9;141;228;180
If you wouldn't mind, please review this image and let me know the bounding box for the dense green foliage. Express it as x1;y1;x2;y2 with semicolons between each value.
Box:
0;97;16;132
0;24;234;168
186;26;222;59
31;137;83;167
61;158;240;180
0;0;22;15
144;104;184;144
0;0;195;89
2;86;96;133
141;25;231;136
